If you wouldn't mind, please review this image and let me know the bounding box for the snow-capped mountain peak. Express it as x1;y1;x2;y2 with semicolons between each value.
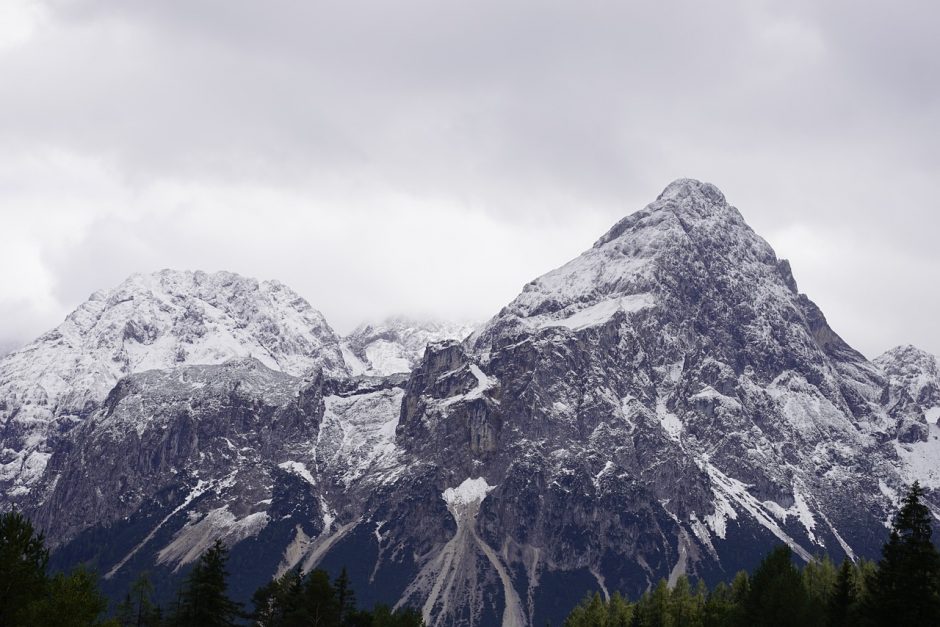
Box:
474;178;794;351
0;269;346;500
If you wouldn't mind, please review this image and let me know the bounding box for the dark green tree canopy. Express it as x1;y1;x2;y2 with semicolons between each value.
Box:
866;481;940;625
171;539;242;627
0;510;114;627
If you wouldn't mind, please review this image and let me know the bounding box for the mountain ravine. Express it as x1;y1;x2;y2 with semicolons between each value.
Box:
2;179;939;626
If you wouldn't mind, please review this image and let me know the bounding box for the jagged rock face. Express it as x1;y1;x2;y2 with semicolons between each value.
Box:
12;180;940;627
384;180;936;624
342;317;476;376
874;345;940;488
0;269;346;501
34;358;411;604
876;345;940;424
32;359;313;546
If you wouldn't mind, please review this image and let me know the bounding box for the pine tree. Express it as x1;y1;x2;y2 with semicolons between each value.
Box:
743;545;809;627
251;566;305;627
116;572;160;627
867;481;940;625
116;593;135;627
564;592;607;627
607;592;635;626
172;539;242;627
670;576;702;626
300;568;340;627
643;580;671;627
371;604;424;627
630;590;648;627
335;567;357;625
701;581;734;627
827;559;855;627
801;555;835;627
0;509;49;625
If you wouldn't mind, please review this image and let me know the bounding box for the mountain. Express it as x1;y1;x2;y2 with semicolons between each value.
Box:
0;269;347;502
8;180;940;627
874;345;940;491
876;345;940;425
342;317;476;376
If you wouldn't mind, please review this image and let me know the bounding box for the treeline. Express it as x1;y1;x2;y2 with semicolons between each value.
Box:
0;510;422;626
565;481;940;626
3;481;938;626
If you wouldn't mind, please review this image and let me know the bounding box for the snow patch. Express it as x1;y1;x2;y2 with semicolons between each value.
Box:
466;365;496;400
534;293;655;330
278;461;315;485
364;340;412;375
896;423;940;489
657;399;683;441
705;464;813;561
593;461;615;490
442;477;495;510
762;488;818;543
106;479;212;579
340;344;368;376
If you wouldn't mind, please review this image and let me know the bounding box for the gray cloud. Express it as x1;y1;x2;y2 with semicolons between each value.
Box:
0;0;937;357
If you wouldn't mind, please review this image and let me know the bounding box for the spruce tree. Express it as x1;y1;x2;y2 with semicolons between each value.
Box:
335;567;357;625
251;566;306;627
743;545;809;627
867;481;940;625
301;569;340;626
827;559;855;627
643;580;671;627
172;539;242;627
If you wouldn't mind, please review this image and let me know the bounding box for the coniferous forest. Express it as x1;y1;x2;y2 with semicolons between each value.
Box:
0;482;937;626
564;482;940;627
0;512;422;627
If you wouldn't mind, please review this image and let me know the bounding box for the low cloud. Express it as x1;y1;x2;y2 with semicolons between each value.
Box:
0;0;937;357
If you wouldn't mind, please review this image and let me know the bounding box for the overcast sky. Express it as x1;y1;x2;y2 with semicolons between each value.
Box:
0;0;937;358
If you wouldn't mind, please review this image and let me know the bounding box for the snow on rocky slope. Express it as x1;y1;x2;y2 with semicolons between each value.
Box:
876;345;940;424
342;317;476;376
0;269;347;500
10;180;940;627
875;345;940;489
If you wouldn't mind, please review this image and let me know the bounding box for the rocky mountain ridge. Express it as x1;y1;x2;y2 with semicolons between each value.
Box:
342;317;476;376
2;179;939;627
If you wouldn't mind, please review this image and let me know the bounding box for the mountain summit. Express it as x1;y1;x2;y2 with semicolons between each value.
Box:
5;181;939;626
0;269;346;500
